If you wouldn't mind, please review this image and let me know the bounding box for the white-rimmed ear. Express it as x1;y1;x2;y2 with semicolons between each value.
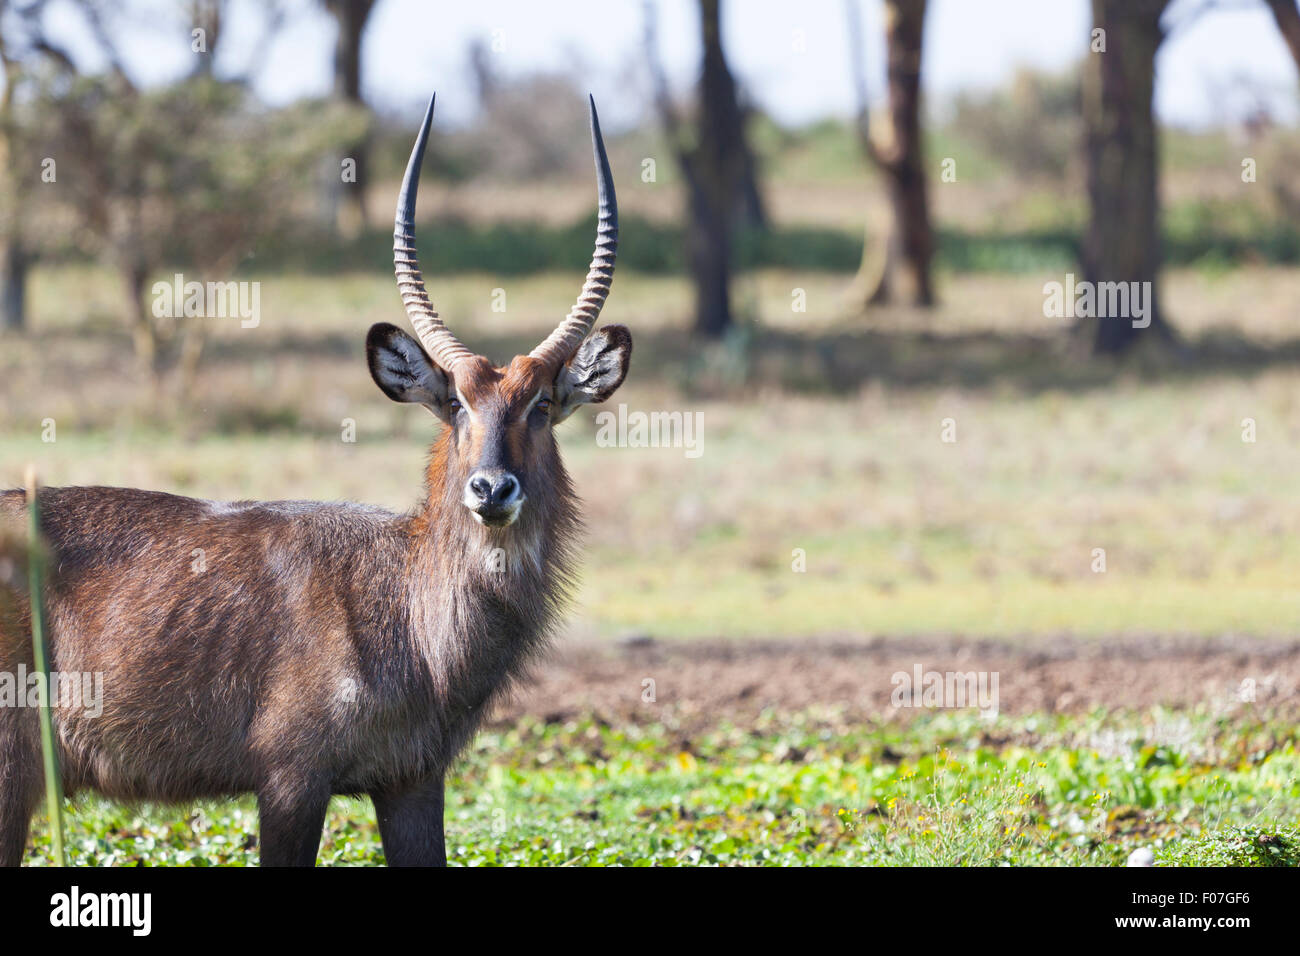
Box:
366;323;454;422
553;324;632;423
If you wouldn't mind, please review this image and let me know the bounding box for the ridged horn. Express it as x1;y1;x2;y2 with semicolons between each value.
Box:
530;94;618;368
393;93;475;372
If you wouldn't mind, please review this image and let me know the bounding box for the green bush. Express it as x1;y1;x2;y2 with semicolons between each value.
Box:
1156;825;1300;867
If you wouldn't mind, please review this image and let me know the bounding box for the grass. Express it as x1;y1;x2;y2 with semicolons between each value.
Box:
19;707;1299;866
1156;824;1300;867
91;208;1300;280
8;89;1300;869
6;263;1300;640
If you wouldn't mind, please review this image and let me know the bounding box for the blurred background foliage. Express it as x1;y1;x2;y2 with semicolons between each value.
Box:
3;0;1300;644
5;0;1300;868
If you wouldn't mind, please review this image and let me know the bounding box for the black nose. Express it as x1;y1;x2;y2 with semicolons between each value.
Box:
468;472;519;507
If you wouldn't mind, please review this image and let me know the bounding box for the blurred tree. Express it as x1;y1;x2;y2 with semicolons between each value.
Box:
188;0;222;78
645;0;766;338
463;39;597;180
845;0;934;309
323;0;376;237
8;0;358;391
1266;0;1300;67
949;68;1082;181
1261;1;1300;220
0;15;28;332
36;76;359;392
1081;0;1174;355
0;0;67;332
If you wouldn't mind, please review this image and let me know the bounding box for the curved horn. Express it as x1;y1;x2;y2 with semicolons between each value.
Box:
394;93;475;371
530;95;618;367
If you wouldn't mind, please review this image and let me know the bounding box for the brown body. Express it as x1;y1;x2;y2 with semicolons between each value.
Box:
0;432;575;865
0;94;630;866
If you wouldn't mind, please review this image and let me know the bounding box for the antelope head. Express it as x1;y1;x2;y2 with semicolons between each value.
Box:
367;94;632;530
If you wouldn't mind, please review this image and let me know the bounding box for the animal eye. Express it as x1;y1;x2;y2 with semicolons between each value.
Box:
536;398;552;412
448;398;463;414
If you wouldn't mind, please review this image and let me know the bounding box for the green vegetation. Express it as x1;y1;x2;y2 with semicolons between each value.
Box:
1155;824;1300;867
21;708;1298;866
7;79;1300;867
63;208;1298;280
29;101;1300;280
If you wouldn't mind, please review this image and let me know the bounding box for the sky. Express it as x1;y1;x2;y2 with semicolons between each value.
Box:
32;0;1300;130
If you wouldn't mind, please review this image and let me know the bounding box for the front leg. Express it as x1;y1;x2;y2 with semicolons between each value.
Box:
0;712;41;868
257;775;331;867
372;776;447;867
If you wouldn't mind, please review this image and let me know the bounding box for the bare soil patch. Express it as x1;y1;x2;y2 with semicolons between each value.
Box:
494;635;1300;727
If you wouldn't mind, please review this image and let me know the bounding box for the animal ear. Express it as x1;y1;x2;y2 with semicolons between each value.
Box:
553;324;632;423
366;323;453;422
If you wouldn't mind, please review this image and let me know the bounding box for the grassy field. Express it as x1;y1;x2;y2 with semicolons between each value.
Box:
20;708;1300;866
6;148;1300;863
5;264;1300;640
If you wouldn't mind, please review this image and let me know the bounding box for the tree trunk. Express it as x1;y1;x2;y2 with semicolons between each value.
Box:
689;0;742;337
879;0;932;305
1082;0;1170;355
0;240;25;332
125;262;158;374
189;0;222;78
1266;0;1300;69
0;46;25;332
736;99;767;229
685;175;733;339
646;0;764;338
329;0;374;238
849;0;933;309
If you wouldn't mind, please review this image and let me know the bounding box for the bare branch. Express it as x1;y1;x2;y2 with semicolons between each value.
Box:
642;0;689;167
844;0;889;169
239;1;287;85
5;0;77;74
202;0;289;88
1265;0;1300;72
72;0;136;92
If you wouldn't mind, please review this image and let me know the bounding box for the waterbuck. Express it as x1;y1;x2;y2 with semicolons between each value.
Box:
0;94;631;867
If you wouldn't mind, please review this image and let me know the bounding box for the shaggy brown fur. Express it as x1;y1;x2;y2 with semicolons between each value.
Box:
0;323;631;867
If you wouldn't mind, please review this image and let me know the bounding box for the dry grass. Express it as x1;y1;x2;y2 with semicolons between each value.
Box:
3;262;1299;640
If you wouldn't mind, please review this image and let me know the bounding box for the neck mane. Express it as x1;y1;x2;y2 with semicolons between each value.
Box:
400;429;581;720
